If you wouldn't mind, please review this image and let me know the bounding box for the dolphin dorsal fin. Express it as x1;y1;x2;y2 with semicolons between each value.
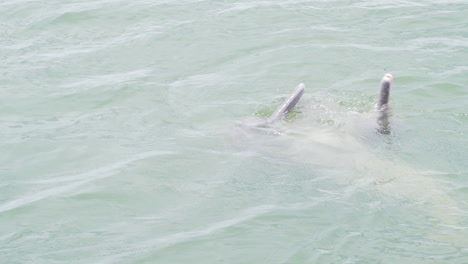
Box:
266;83;305;123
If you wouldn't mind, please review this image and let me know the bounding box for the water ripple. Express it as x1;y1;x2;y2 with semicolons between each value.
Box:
0;151;176;214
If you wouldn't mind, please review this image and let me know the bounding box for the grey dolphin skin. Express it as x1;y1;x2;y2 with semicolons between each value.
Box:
264;74;392;130
240;74;392;133
377;73;393;109
376;73;393;134
266;83;305;123
237;83;306;129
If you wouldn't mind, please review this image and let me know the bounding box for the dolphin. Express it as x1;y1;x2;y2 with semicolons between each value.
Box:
266;83;305;124
236;73;392;133
232;83;305;143
377;73;393;109
232;74;465;245
236;83;305;129
376;73;393;134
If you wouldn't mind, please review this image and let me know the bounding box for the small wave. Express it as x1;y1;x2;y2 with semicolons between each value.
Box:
55;68;153;96
0;0;40;7
352;1;427;9
105;201;327;263
103;204;277;263
0;151;175;214
146;204;275;248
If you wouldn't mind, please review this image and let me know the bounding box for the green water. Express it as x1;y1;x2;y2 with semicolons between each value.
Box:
1;0;467;263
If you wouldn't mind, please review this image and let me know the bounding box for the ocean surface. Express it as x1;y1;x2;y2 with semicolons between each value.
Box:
1;0;467;263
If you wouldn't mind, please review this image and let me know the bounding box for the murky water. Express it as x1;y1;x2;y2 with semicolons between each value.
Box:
1;0;467;263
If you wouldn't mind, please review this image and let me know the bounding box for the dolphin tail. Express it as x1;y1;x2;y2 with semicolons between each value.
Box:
266;83;305;123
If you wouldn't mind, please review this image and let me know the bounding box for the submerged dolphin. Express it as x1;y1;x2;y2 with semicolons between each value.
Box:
233;74;465;244
239;73;393;131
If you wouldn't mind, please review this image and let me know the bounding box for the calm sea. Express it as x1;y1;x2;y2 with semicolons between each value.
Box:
1;0;467;263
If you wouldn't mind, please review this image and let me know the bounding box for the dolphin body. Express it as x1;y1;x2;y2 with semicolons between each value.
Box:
233;74;465;245
238;73;392;133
